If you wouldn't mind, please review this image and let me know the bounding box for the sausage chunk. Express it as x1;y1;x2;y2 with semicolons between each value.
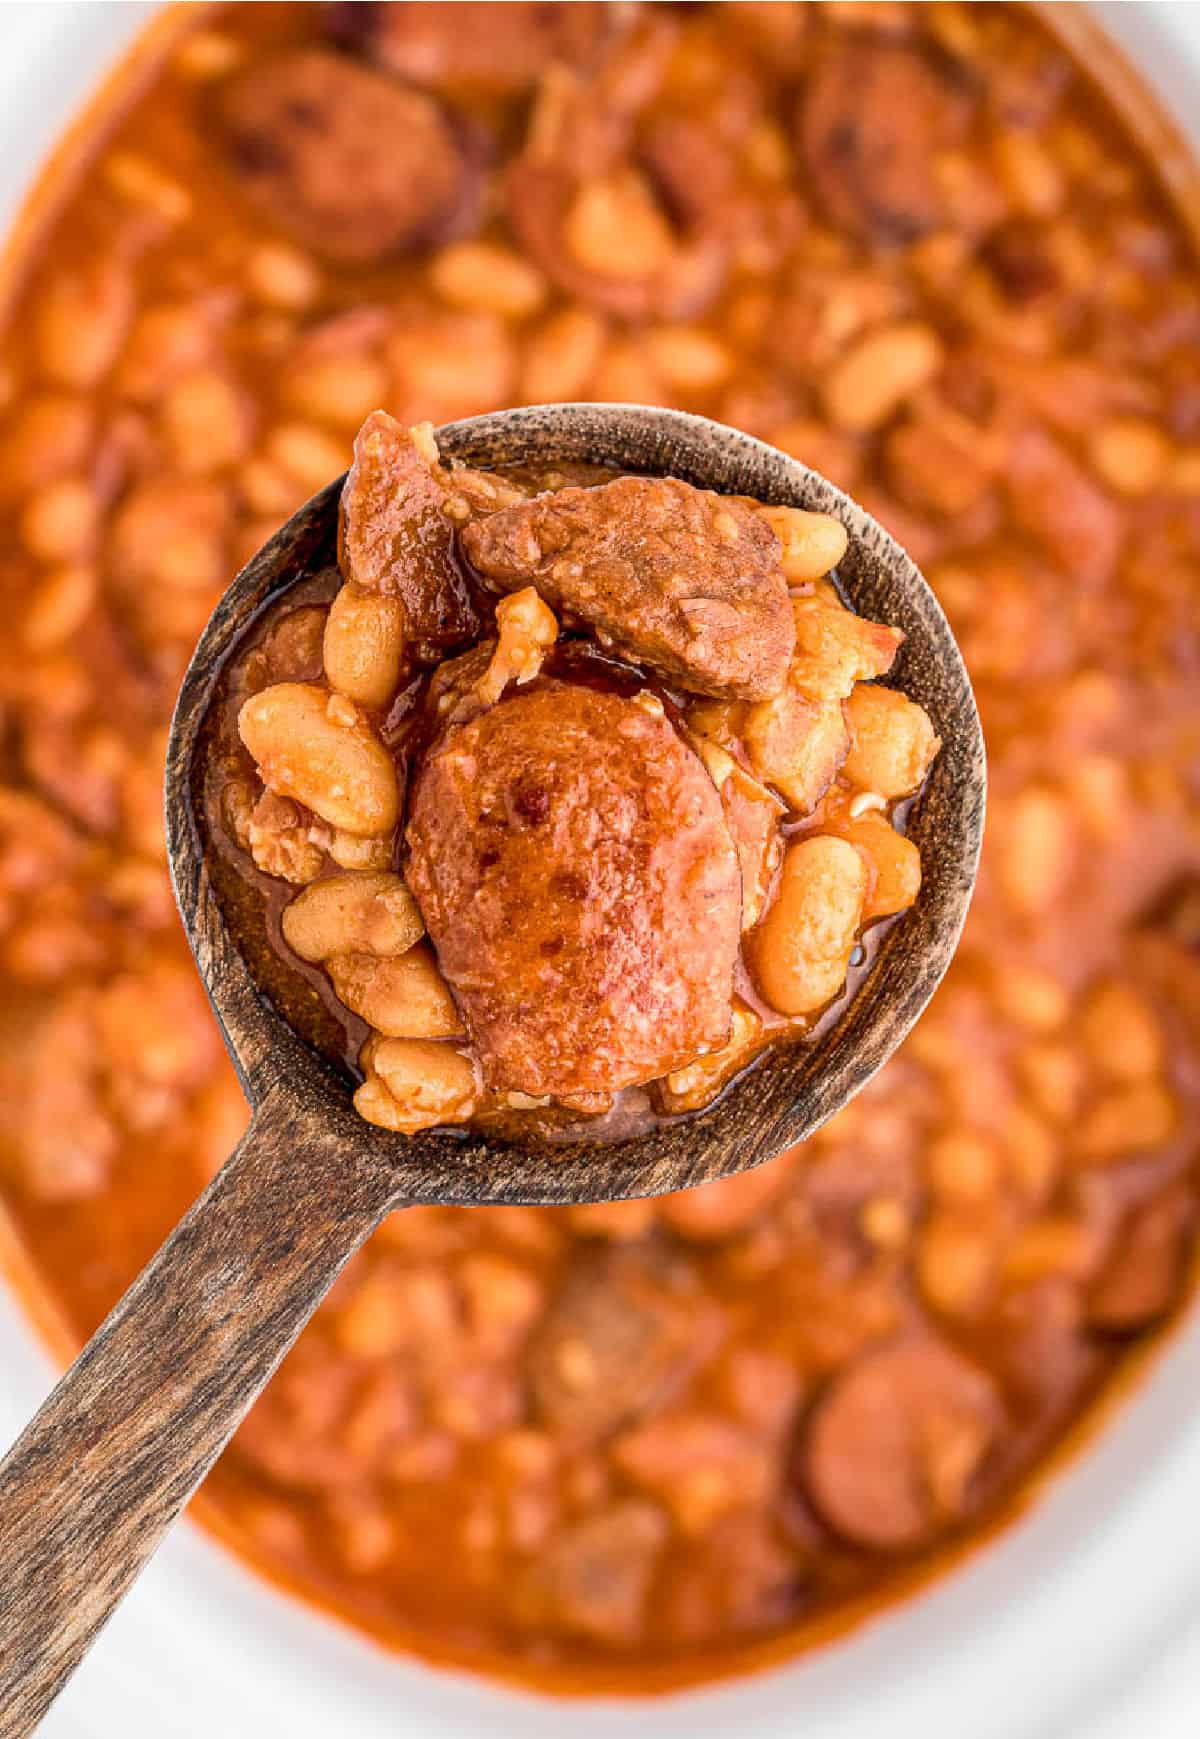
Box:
330;2;615;94
528;1249;719;1444
215;50;477;265
462;477;794;700
800;41;973;246
406;682;741;1097
801;1336;1004;1551
516;1501;669;1644
338;412;480;654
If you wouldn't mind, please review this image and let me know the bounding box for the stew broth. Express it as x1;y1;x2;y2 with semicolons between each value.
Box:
0;0;1198;1694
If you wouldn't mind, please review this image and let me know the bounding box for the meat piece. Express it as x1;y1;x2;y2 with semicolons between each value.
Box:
718;763;783;929
517;1501;669;1644
1004;426;1122;583
0;991;116;1201
232;1346;407;1492
884;415;998;519
215;49;478;265
638;114;738;233
330;2;615;93
1087;1183;1194;1332
474;587;558;706
659;1509;803;1643
742;690;850;814
980;1278;1098;1424
422;642;495;722
975;350;1154;441
802;1140;921;1259
238;603;329;695
528;1249;718;1443
244;790;329;884
504;22;729;322
823;809;921;920
686;711;788;924
800;40;973;245
406;682;741;1096
462;477;793;701
1142;874;1200;952
801;1336;1004;1551
507;159;726;324
788;593;903;701
338;413;479;654
979;221;1062;309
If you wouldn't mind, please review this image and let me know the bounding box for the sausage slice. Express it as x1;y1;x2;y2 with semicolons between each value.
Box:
462;476;794;700
801;1336;1004;1551
800;41;973;245
215;49;478;264
406;681;741;1097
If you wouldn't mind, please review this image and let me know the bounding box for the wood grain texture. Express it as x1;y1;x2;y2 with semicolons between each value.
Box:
0;405;985;1730
0;1091;398;1737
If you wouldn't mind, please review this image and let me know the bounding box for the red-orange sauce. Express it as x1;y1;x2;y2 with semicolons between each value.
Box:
0;0;1198;1697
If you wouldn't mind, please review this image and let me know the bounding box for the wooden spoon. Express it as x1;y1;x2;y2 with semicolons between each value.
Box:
0;405;984;1734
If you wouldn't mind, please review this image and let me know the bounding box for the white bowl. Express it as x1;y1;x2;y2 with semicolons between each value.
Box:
3;6;1200;1736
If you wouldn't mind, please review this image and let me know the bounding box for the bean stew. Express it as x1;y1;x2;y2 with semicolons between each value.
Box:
0;0;1199;1696
210;409;934;1141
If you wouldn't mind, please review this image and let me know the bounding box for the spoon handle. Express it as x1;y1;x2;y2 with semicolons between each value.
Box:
0;1093;397;1737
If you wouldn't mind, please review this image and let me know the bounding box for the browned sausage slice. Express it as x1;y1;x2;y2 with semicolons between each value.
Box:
801;1336;1004;1551
338;412;479;654
406;681;742;1096
461;477;794;700
528;1249;719;1443
800;41;972;245
329;1;615;94
215;49;478;265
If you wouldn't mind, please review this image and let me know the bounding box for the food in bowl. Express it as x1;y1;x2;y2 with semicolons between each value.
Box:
213;409;934;1138
0;0;1197;1696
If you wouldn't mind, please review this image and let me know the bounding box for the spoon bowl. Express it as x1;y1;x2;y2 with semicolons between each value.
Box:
169;403;986;1206
0;406;983;1733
